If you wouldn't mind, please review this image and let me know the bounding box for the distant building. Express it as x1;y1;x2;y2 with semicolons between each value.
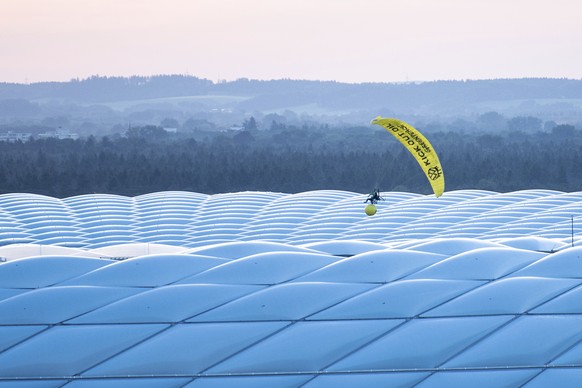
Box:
0;131;32;142
37;129;79;140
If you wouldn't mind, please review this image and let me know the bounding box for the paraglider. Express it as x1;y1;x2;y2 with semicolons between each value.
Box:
365;188;383;205
364;188;383;216
364;117;445;215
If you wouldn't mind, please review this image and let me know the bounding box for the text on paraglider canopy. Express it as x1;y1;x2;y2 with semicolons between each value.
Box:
413;145;431;167
383;122;434;167
384;122;433;154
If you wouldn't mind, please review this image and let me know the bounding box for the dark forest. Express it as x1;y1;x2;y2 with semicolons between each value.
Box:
0;125;580;198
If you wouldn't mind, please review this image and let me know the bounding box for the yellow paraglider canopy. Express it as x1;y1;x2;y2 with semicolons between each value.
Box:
371;116;445;197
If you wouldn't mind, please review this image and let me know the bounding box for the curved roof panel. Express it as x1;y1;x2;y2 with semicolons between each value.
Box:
178;251;338;285
60;254;225;287
417;369;540;387
423;277;581;316
405;247;548;280
328;316;511;371
0;189;581;385
68;284;263;324
510;247;582;278
191;282;374;322
207;320;402;374
295;249;446;283
0;255;112;288
82;322;286;377
0;286;143;324
311;279;482;320
443;315;582;369
0;324;167;378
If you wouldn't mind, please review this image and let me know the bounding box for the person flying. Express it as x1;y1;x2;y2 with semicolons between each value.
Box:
365;188;383;205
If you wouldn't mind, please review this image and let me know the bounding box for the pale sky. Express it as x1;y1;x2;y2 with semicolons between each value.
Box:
1;0;581;84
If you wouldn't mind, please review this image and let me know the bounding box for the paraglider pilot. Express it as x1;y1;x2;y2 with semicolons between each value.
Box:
365;188;383;205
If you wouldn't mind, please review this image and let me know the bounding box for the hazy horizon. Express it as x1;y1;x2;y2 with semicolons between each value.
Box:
2;0;582;84
3;73;582;87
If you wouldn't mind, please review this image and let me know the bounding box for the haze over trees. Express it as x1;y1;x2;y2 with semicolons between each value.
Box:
0;75;581;196
1;75;581;136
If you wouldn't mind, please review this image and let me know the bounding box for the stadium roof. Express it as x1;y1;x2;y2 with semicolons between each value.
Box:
1;189;581;386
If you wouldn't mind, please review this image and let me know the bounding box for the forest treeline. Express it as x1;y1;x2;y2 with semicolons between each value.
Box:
0;126;580;197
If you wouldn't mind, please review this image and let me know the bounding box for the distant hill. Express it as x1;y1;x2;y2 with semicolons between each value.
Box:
1;75;581;112
1;76;581;134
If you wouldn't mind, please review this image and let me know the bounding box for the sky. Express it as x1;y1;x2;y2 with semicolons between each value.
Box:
1;0;582;84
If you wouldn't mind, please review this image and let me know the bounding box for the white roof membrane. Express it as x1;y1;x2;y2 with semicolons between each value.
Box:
0;189;581;385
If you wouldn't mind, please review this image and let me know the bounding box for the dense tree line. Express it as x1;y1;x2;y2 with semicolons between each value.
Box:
0;126;581;197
